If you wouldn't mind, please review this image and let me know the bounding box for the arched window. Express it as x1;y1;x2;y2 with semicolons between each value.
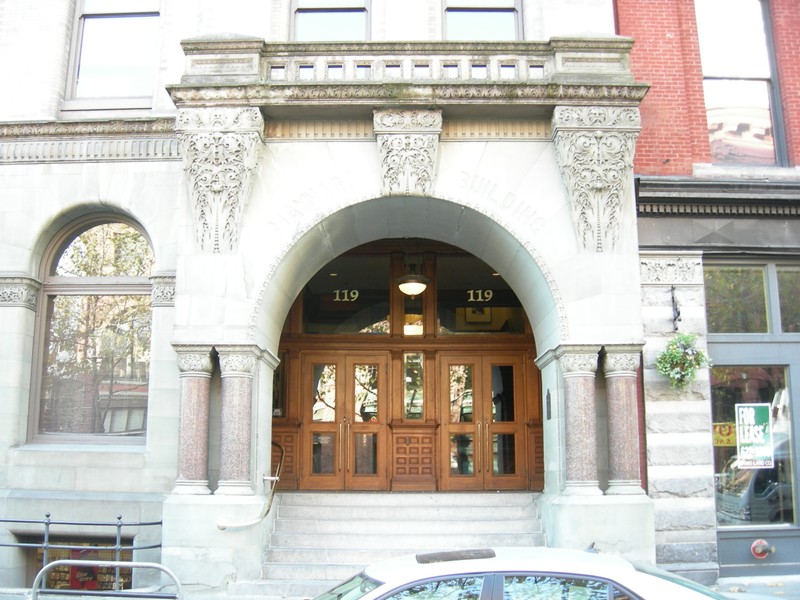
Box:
37;221;154;440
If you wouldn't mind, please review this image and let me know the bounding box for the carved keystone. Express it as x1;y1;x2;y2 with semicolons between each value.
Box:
374;109;442;196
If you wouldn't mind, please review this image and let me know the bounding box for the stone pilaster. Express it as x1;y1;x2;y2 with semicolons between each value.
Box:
173;346;214;494
603;345;645;495
557;345;602;495
216;345;260;495
373;109;442;196
552;106;640;252
175;107;264;253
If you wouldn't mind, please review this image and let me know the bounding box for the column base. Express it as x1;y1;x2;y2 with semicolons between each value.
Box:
606;480;645;495
563;481;603;496
172;480;211;495
216;480;254;495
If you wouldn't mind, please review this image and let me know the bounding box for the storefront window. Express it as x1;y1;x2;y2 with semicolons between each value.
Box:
712;366;794;526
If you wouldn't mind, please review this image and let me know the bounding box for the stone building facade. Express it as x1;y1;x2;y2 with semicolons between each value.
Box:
1;0;799;593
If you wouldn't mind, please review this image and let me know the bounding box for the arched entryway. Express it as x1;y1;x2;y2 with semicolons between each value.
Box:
271;240;543;492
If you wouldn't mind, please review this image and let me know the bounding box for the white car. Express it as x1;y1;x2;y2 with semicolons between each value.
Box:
313;547;754;600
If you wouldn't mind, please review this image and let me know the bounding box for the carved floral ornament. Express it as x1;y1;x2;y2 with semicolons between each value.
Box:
552;106;640;253
175;346;214;375
373;109;442;196
175;107;265;253
0;277;40;311
556;346;601;375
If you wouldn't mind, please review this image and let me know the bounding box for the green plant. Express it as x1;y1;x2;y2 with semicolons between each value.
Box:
655;333;709;389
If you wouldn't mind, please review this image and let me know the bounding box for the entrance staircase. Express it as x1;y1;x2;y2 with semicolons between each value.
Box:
230;491;544;600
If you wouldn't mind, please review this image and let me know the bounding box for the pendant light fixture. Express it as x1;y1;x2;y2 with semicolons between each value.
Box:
397;262;430;296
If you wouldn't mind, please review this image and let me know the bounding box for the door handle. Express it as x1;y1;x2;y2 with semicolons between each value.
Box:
485;421;490;473
476;421;481;475
345;418;351;473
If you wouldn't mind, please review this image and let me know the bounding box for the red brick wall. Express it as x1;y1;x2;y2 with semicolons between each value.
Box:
615;0;711;175
771;0;800;166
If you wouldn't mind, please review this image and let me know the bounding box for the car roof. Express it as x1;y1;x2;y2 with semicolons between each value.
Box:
362;547;637;585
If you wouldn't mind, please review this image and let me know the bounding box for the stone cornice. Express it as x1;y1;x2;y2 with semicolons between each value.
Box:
637;176;800;218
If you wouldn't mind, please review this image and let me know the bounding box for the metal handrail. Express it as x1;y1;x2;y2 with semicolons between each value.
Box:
217;441;285;530
30;560;181;600
0;514;161;577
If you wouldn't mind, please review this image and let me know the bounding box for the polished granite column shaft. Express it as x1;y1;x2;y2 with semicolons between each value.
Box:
605;347;645;494
173;346;213;494
558;346;602;495
217;346;260;495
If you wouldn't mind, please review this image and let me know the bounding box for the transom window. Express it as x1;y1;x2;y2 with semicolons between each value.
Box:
65;0;161;109
294;0;369;41
444;0;520;41
695;0;782;165
37;221;153;440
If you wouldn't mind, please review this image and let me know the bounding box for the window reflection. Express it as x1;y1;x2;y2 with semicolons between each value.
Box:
312;364;337;422
404;353;424;419
695;0;777;165
777;266;800;333
711;366;794;525
704;265;768;333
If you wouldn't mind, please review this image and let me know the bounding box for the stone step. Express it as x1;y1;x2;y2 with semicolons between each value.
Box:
276;502;538;521
272;516;541;535
267;530;545;551
276;491;536;508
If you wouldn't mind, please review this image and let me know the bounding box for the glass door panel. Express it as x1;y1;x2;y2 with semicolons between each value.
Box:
440;354;526;490
345;356;388;489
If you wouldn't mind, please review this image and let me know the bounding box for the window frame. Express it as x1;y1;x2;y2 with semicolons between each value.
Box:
62;0;161;112
291;0;371;42
443;0;523;41
704;258;800;530
695;0;787;166
31;216;154;445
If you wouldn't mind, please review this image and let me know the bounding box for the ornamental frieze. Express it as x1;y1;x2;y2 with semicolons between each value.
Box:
150;274;176;307
553;106;640;252
0;276;40;311
176;107;264;253
639;254;703;285
374;109;442;196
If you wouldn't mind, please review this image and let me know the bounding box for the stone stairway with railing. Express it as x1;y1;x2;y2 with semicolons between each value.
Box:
229;491;544;600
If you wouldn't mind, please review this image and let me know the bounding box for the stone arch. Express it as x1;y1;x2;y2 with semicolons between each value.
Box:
249;194;565;356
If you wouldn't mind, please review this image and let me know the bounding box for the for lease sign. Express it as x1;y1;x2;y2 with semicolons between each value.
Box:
735;403;774;469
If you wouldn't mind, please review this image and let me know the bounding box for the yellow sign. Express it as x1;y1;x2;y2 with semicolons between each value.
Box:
713;422;736;447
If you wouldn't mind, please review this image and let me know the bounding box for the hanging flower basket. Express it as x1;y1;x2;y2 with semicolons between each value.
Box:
655;333;709;389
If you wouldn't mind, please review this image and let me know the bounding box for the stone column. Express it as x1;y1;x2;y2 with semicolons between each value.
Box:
552;106;640;253
373;108;442;196
557;345;602;495
604;346;645;495
173;346;214;494
217;345;260;495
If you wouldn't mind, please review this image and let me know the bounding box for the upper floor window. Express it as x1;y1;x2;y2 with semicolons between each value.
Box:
64;1;161;110
37;221;154;441
695;0;782;165
444;0;520;41
294;0;369;41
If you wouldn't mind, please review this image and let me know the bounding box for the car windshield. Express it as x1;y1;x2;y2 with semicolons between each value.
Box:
315;572;382;600
633;561;730;599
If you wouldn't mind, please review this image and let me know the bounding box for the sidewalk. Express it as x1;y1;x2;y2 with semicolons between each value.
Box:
713;575;800;597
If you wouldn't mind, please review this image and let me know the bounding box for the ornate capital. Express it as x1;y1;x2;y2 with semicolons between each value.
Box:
374;109;442;196
174;345;214;375
552;106;640;253
150;274;176;307
0;276;40;311
603;349;642;376
556;345;601;375
176;107;264;253
217;345;261;377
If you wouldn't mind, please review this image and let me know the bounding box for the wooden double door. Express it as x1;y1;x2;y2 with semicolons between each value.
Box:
295;350;532;491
